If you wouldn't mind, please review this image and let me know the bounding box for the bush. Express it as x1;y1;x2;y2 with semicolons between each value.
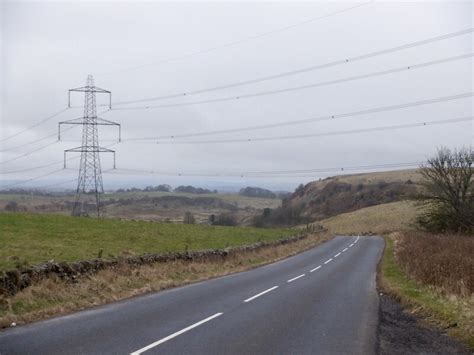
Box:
5;201;19;212
211;212;237;226
183;211;195;224
4;201;27;212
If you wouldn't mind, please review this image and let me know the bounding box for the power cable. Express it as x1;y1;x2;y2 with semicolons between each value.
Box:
133;116;472;145
112;28;474;106
96;1;375;77
107;161;423;178
0;108;69;143
122;92;474;141
0;140;62;165
114;54;473;110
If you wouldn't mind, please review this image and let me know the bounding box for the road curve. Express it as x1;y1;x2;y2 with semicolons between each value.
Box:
0;235;384;355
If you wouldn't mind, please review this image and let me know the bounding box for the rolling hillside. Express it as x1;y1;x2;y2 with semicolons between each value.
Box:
285;169;423;221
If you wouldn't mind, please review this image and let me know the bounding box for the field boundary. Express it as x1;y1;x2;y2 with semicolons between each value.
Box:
0;233;314;297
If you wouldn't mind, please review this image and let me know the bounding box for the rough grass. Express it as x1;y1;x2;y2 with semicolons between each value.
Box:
395;232;474;296
0;232;331;328
320;200;420;235
380;235;474;349
334;168;423;185
0;213;295;271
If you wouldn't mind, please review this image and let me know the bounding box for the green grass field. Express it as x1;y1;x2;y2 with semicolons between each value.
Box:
0;213;296;271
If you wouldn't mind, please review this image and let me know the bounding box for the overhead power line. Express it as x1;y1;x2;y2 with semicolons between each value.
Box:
114;53;473;110
129;116;472;145
1;161;65;175
96;1;374;77
0;132;58;153
0;168;66;189
112;28;474;106
33;178;78;190
0;167;114;190
106;161;423;178
0;140;62;165
0;108;69;143
0;141;120;176
122;92;474;141
0;126;77;153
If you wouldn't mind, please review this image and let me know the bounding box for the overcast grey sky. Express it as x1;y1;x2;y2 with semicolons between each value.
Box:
1;0;472;191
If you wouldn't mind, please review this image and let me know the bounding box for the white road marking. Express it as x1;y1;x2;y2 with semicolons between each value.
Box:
343;248;348;252
310;265;322;273
334;252;341;257
324;258;333;264
287;274;305;283
244;286;279;303
349;243;354;247
130;312;223;354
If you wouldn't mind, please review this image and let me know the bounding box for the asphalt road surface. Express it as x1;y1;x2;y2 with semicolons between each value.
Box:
0;235;384;355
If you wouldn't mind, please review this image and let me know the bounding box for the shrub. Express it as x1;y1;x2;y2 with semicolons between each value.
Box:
212;213;237;226
183;211;195;224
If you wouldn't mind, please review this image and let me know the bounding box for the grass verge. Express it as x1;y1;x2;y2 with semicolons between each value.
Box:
0;232;331;328
379;234;474;349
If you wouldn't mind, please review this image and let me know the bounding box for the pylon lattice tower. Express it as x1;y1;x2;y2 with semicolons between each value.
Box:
59;75;120;217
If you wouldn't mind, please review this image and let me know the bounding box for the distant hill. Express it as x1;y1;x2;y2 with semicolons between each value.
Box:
239;187;277;199
174;186;217;194
286;169;422;221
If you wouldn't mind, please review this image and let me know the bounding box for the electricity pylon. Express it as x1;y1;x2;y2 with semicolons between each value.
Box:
59;75;120;217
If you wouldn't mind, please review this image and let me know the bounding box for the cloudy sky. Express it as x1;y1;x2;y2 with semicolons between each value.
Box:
1;0;472;191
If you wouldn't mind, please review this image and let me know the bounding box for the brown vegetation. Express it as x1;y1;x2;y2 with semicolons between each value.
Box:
395;232;474;296
320;200;419;235
0;232;331;328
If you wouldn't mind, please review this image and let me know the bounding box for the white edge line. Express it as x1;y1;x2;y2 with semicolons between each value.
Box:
287;274;306;283
310;265;322;273
243;286;279;303
334;252;341;257
130;312;223;355
324;258;333;264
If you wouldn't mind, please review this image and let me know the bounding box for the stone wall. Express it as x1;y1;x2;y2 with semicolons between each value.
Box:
0;234;309;296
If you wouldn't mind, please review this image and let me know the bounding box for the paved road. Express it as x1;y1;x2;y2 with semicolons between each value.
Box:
0;235;384;355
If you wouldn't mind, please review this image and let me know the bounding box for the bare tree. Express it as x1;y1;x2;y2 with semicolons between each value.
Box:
417;147;473;233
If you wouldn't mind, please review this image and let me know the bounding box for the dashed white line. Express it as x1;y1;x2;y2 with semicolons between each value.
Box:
334;252;341;257
324;258;333;264
349;243;354;247
343;248;348;252
243;286;279;303
287;274;306;283
130;312;223;354
310;265;322;273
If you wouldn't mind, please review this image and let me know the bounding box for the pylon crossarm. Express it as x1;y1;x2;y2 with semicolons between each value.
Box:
69;87;112;109
96;118;121;141
65;147;115;153
58;118;83;140
69;87;110;93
